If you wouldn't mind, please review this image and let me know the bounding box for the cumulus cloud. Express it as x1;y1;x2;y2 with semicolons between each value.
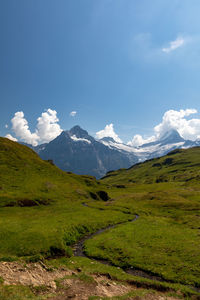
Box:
96;124;122;143
11;111;40;146
5;134;18;142
70;111;77;117
128;108;200;147
127;134;156;147
36;109;63;143
154;109;199;140
9;109;63;146
162;37;185;53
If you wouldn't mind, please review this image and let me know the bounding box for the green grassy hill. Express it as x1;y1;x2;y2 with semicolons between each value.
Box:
0;138;130;260
88;147;200;288
101;147;200;185
0;137;95;206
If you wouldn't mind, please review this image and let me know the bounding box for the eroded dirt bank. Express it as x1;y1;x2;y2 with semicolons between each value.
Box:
0;261;182;300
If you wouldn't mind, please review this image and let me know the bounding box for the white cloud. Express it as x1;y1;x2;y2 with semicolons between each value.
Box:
154;108;199;140
36;109;63;143
5;124;8;129
162;37;185;53
130;33;196;67
127;134;155;147
70;111;77;117
9;109;63;146
5;134;18;142
11;111;40;146
128;108;200;147
96;124;122;143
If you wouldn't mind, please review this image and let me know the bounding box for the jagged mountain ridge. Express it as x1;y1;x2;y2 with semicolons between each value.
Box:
35;126;137;178
100;128;200;162
25;126;200;178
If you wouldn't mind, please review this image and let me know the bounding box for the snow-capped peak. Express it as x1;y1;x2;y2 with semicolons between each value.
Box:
159;129;184;144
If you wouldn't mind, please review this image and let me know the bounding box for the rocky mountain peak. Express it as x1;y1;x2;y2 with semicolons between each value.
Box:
159;129;184;144
69;125;89;138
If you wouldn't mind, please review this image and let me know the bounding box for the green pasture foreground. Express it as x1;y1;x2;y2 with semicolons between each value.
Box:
97;147;200;287
0;202;130;260
0;138;130;259
0;137;200;298
85;214;200;286
84;180;200;287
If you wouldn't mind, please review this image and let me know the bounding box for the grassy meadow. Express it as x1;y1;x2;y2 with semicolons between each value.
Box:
84;149;200;288
0;137;200;298
0;138;130;260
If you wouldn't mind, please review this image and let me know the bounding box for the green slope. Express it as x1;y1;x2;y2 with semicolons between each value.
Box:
87;147;200;287
0;138;130;260
0;137;95;206
101;147;200;185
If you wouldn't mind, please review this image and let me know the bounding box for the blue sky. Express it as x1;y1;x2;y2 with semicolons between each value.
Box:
1;0;200;145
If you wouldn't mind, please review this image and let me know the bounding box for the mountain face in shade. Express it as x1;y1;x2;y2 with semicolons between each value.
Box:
36;126;137;178
69;125;89;138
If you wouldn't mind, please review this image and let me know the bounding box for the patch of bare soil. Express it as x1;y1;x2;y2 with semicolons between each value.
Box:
0;262;182;300
49;274;181;300
0;261;71;290
49;274;133;300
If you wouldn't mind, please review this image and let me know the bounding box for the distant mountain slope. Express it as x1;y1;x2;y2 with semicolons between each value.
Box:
36;126;137;178
101;146;200;184
100;129;200;162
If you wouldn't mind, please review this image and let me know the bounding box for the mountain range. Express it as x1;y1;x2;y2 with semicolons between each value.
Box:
101;128;200;161
24;125;200;178
31;126;137;178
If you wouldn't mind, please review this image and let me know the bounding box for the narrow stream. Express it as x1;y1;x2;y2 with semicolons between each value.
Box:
72;202;200;294
73;203;165;282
